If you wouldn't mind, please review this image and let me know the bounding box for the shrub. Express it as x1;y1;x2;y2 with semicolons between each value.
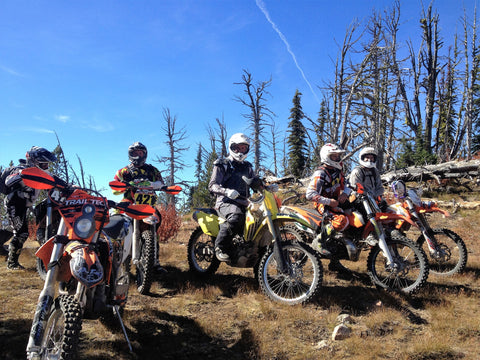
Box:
156;203;182;242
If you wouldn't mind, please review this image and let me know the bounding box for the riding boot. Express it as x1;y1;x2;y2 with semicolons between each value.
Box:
311;224;334;258
7;243;24;270
0;229;13;256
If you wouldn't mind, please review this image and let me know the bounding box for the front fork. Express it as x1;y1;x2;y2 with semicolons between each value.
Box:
407;200;438;255
131;219;157;265
26;221;67;355
363;199;395;266
265;210;290;274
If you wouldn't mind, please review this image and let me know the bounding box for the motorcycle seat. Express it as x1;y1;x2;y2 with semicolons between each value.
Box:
194;208;218;216
103;214;127;239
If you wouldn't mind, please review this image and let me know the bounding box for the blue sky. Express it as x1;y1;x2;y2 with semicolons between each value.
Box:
0;0;477;199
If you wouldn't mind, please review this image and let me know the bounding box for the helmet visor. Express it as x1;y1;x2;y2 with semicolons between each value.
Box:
130;149;145;157
231;143;249;154
38;162;49;170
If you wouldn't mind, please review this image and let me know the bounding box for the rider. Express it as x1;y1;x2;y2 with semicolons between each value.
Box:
208;133;255;262
305;143;354;273
349;146;385;200
113;142;166;273
3;146;57;270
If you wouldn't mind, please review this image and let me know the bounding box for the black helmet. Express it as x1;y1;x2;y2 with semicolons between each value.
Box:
26;146;57;170
128;142;147;167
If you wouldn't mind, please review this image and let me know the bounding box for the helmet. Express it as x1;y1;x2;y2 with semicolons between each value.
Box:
359;147;377;169
228;133;250;162
128;142;147;167
26;146;56;170
319;143;345;170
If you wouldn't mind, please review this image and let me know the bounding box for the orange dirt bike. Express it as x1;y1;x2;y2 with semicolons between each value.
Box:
388;180;467;276
108;179;182;295
22;167;155;359
281;184;429;294
188;176;323;305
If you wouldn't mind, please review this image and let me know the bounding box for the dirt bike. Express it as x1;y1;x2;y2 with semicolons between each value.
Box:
21;167;155;359
388;180;467;276
281;183;430;295
187;176;323;305
109;179;182;295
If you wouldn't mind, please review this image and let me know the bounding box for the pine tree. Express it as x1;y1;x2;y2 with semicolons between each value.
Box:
287;90;308;178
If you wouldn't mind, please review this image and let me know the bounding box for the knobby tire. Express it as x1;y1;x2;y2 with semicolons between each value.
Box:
40;294;82;360
257;240;323;305
416;228;467;276
136;230;155;295
187;226;220;277
367;236;429;294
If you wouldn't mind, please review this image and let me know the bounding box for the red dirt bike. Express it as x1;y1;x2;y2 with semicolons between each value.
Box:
388;180;467;276
22;167;155;359
281;184;429;294
108;179;182;295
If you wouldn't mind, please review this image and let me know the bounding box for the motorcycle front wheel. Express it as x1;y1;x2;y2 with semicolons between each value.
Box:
367;236;429;294
257;240;323;305
187;226;220;277
39;294;82;360
417;228;467;276
136;229;155;295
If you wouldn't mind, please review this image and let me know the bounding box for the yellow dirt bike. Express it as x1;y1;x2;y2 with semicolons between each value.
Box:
187;176;323;305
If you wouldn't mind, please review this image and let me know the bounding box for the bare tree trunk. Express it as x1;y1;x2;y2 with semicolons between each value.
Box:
234;69;274;173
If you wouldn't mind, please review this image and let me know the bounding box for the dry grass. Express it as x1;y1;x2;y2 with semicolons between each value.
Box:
1;205;479;360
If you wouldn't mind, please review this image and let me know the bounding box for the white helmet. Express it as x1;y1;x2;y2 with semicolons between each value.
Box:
359;147;377;169
319;143;345;170
228;133;250;162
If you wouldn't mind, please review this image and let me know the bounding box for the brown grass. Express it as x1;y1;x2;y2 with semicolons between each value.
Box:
1;204;479;360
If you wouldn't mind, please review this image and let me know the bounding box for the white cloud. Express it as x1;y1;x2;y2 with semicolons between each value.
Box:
83;122;115;132
24;127;55;134
55;115;70;123
0;64;25;77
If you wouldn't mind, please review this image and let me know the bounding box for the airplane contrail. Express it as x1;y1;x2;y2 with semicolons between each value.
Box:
255;0;320;104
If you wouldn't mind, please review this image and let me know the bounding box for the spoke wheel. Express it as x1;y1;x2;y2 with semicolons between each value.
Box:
417;228;467;276
258;239;323;305
367;236;429;294
40;295;82;360
187;226;220;277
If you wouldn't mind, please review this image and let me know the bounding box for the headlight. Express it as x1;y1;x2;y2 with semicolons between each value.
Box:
408;189;422;207
73;204;96;238
391;180;406;199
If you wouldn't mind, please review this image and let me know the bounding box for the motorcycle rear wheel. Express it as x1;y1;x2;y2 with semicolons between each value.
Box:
417;228;467;276
257;240;323;305
39;294;82;360
187;226;220;277
367;236;429;294
136;229;155;295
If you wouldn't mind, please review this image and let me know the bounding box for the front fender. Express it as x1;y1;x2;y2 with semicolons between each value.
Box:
418;205;450;217
67;242;104;288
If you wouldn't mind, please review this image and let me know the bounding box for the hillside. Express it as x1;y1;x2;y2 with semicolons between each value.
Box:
0;210;479;360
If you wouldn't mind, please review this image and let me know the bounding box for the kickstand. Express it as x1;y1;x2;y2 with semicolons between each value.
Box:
113;305;133;353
